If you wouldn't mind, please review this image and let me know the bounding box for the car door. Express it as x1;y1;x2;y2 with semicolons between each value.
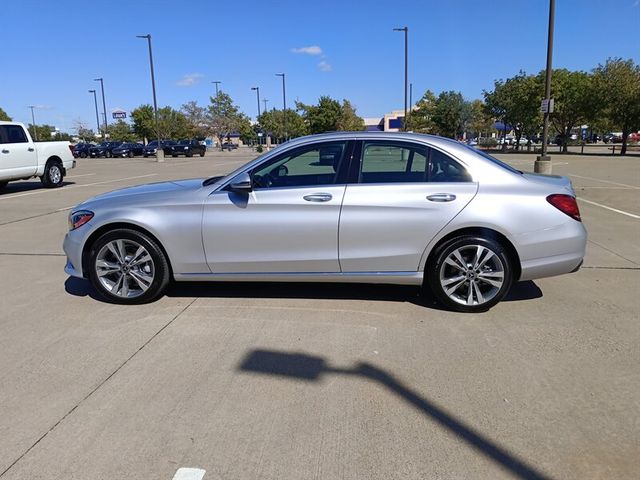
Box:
202;140;352;273
338;140;478;272
0;125;38;179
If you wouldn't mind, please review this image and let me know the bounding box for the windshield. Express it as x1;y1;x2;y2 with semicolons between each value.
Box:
465;145;522;174
178;140;190;145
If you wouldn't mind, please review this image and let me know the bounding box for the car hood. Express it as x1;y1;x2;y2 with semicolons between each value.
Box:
79;178;205;206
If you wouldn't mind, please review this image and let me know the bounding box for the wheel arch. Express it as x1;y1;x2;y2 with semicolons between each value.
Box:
81;222;175;279
424;226;522;281
46;155;63;166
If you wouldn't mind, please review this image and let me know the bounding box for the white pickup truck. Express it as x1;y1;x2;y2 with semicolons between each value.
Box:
0;121;76;190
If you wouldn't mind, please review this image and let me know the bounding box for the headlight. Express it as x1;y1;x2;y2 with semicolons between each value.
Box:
68;210;94;231
184;146;189;150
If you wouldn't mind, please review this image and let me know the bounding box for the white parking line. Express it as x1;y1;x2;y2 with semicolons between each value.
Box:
66;173;96;178
570;174;640;189
0;174;158;201
577;197;640;219
172;468;206;480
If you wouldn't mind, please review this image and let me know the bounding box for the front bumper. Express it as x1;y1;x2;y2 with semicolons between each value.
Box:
63;230;86;278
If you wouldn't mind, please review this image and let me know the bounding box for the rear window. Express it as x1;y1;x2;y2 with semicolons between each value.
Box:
466;145;521;174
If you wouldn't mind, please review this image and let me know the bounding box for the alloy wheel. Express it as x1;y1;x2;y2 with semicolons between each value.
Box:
95;239;155;299
439;244;505;306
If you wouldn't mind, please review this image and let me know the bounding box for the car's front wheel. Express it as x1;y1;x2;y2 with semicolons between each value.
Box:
427;235;513;313
88;228;170;304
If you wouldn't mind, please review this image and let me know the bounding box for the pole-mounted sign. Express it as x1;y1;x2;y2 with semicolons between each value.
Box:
112;110;127;119
540;99;554;114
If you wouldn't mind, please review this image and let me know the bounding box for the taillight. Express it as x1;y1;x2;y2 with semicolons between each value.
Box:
547;194;581;222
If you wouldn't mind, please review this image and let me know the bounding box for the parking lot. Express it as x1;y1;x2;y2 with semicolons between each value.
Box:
0;149;638;479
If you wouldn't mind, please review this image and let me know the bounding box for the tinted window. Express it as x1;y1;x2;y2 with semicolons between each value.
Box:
0;125;28;144
428;148;472;182
359;142;428;183
251;142;347;189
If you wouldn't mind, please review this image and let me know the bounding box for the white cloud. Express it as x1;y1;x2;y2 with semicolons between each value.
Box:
176;73;204;87
318;60;332;72
291;45;323;55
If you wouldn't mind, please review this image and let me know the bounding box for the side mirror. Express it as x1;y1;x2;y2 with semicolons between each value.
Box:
229;172;252;193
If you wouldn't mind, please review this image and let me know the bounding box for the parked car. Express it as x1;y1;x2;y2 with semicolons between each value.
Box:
0;121;76;190
222;142;238;151
89;142;123;158
143;140;176;157
63;132;587;312
629;132;640;143
111;143;145;158
165;139;206;157
73;143;95;158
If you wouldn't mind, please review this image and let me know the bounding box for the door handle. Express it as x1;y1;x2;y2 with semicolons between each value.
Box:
1;149;9;154
28;147;35;152
303;193;333;202
427;193;456;202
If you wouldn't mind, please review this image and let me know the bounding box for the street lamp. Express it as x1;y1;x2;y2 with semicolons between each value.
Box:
212;81;221;96
263;98;269;112
275;73;287;140
88;90;100;140
93;77;108;135
393;27;409;131
136;34;163;162
535;0;556;174
28;106;38;141
251;86;261;146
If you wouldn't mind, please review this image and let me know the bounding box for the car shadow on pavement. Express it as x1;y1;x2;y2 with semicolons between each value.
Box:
0;180;74;195
65;276;542;310
238;349;553;480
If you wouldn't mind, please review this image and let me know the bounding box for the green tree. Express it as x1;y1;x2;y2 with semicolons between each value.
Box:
206;92;248;149
539;69;596;152
0;107;11;121
27;124;54;141
130;104;155;141
484;72;541;150
336;99;365;131
467;99;493;139
181;101;208;139
106;120;136;142
258;109;307;140
593;58;640;155
406;90;437;133
296;96;365;134
431;91;468;139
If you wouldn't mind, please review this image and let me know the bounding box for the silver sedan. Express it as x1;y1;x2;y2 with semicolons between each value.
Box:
63;132;587;312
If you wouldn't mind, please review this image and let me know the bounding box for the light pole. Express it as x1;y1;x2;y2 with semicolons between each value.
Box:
409;82;413;130
93;77;108;136
252;87;262;146
28;106;38;141
535;0;555;174
275;73;287;140
88;90;101;140
393;26;408;131
137;34;163;162
263;98;268;112
212;81;221;96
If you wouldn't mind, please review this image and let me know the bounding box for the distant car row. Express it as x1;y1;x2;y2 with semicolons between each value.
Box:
72;140;207;158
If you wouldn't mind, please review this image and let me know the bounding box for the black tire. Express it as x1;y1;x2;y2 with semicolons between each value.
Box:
0;181;8;190
172;154;178;158
186;151;193;157
199;150;205;157
41;160;64;188
80;152;87;158
128;151;134;158
426;235;513;313
87;228;170;304
106;151;112;158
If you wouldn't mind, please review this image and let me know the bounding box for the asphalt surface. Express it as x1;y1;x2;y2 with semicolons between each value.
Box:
0;149;638;480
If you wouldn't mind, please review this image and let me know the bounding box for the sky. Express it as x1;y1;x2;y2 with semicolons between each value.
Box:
2;0;639;133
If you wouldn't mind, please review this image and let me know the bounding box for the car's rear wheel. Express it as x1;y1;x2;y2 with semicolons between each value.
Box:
128;151;134;158
199;150;205;157
427;235;513;313
88;228;170;304
106;151;112;158
41;160;64;188
0;181;8;190
80;152;87;158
